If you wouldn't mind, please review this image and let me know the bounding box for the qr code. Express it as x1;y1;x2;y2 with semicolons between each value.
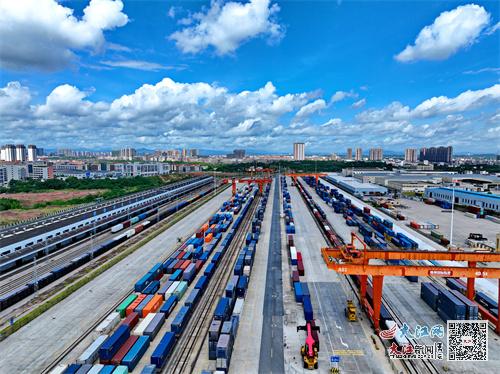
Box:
447;321;488;361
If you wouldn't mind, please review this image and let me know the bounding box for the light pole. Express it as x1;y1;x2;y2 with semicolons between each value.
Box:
450;179;456;248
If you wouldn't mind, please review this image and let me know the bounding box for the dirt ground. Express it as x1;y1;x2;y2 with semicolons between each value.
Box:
0;190;104;207
0;207;64;225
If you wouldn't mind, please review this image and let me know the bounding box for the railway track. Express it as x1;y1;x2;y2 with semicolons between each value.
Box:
39;186;228;373
292;177;440;374
164;193;260;374
0;184;217;314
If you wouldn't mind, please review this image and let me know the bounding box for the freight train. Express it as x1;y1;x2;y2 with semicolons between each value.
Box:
0;187;214;312
0;177;212;260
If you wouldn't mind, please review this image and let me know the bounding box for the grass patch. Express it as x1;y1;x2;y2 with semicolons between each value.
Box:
0;186;227;340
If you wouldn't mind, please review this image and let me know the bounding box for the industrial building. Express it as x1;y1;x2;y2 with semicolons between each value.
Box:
293;143;305;160
325;174;388;196
424;187;500;213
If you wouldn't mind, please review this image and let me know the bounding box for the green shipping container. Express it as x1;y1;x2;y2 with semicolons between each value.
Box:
174;281;188;299
113;365;129;374
431;230;443;239
116;294;138;318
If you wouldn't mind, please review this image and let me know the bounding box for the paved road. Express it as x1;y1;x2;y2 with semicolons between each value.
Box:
259;176;285;374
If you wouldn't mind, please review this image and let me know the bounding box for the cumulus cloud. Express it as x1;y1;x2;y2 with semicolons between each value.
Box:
169;0;283;55
395;4;490;62
295;99;327;118
1;79;499;152
330;90;358;103
357;84;500;122
0;0;129;71
352;98;366;109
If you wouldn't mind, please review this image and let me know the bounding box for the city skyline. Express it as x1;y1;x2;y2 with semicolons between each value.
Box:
0;1;499;153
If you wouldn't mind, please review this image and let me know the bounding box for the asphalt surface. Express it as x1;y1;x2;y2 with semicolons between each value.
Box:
259;176;285;374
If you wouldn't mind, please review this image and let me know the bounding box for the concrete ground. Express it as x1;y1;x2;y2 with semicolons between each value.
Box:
305;178;500;373
0;188;231;374
258;176;285;374
396;198;499;248
230;180;275;374
283;178;393;374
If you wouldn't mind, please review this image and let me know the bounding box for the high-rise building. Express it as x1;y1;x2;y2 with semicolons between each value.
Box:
369;148;383;161
181;148;187;160
419;146;453;163
36;148;44;157
120;148;136;160
233;149;246;159
189;149;199;158
405;148;418;163
355;148;363;161
293;143;305;160
15;144;27;162
27;145;37;162
346;148;352;160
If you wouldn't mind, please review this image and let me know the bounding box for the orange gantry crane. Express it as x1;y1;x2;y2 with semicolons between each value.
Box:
221;177;272;195
322;232;500;333
285;173;327;186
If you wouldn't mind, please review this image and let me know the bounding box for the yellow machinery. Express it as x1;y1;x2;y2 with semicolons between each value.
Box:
345;300;357;321
297;322;320;369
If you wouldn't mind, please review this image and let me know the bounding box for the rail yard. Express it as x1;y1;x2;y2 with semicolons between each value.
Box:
0;174;499;374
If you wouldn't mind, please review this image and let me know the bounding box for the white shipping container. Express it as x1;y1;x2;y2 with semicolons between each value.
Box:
165;281;180;299
243;265;251;277
216;358;229;370
142;220;151;227
232;298;244;316
125;229;135;238
94;312;120;337
464;212;477;219
87;365;104;374
485;215;500;224
76;335;108;364
133;313;156;335
111;223;123;233
290;246;297;262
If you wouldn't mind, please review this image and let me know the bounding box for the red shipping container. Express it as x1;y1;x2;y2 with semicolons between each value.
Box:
110;335;138;365
180;260;191;270
195;260;203;272
297;252;303;261
291;270;300;283
363;207;370;214
121;312;139;330
176;251;185;260
174;261;184;270
126;294;146;316
195;229;203;238
297;260;305;276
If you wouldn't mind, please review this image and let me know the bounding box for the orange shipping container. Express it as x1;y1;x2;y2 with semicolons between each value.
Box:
201;223;209;233
180;260;191;270
126;294;146;316
142;294;163;317
205;233;213;243
210;224;216;230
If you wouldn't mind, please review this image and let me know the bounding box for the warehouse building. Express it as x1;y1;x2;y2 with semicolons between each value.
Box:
424;187;500;213
325;174;388;196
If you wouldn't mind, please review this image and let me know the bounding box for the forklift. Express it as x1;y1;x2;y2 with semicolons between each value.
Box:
345;299;357;322
297;322;320;369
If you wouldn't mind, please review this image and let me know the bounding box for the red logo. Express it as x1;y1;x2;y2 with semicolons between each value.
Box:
379;323;397;339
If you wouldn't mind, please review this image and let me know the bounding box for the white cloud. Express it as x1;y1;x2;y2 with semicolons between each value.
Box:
0;81;32;117
36;84;99;117
169;0;283;55
295;99;327;118
395;4;490;62
330;90;358;103
463;67;500;75
320;118;342;127
0;0;129;71
100;60;186;71
485;21;500;35
352;98;366;109
168;6;177;18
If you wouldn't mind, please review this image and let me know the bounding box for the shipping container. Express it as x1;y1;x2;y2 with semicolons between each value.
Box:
171;306;191;335
112;366;128;374
185;288;201;307
293;282;303;303
134;295;154;317
157;280;174;298
160;295;178;317
165;281;180;300
144;312;165;339
142;294;163;317
116;295;138;318
174;281;188;299
121;312;140;330
77;335;108;364
151;332;176;369
122;335;150;371
140;364;157;374
133;313;156;335
214;297;231;321
109;335;138;365
169;269;183;282
303;295;314;321
126;294;146;316
99;325;130;361
95;312;120;336
195;275;209;291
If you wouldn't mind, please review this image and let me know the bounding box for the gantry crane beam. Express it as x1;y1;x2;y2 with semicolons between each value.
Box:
322;248;500;263
321;232;500;334
221;177;272;195
285;173;327;185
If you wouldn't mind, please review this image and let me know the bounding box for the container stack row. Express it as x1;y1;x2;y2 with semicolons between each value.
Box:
54;187;257;374
207;184;270;373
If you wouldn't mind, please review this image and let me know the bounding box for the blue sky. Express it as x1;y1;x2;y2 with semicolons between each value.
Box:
0;0;499;154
